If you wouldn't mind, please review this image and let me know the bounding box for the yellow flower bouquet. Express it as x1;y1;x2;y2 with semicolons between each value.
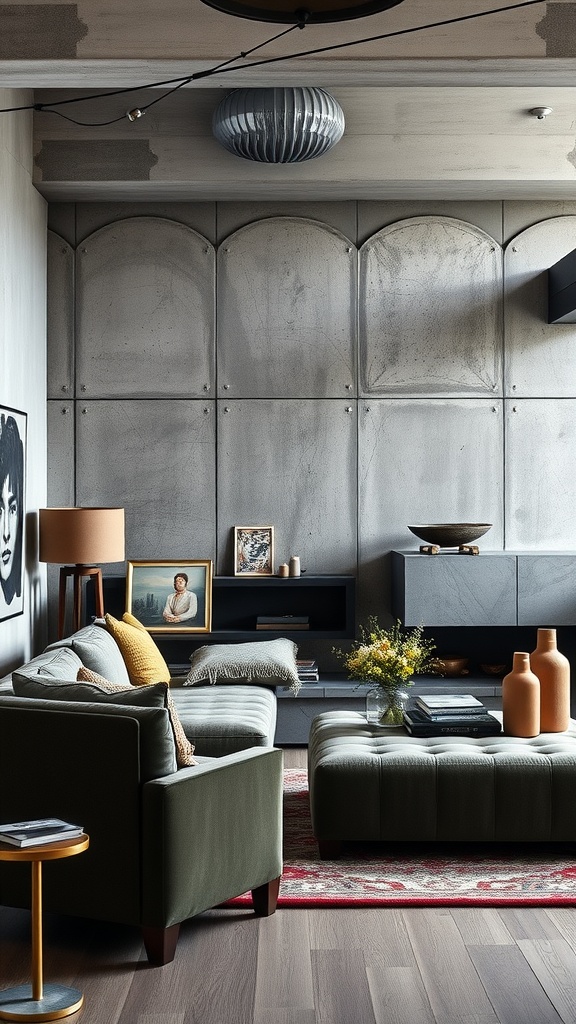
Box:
334;618;437;725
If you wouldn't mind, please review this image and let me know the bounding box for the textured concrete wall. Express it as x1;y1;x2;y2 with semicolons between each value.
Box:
46;200;576;650
0;90;47;675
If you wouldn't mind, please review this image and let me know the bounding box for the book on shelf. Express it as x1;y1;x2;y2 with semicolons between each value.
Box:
415;694;485;718
0;817;84;848
297;659;319;682
256;615;310;630
403;707;501;737
256;618;309;626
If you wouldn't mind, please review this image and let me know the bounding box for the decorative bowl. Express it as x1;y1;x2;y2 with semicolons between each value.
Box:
408;523;492;548
434;656;469;677
480;662;507;676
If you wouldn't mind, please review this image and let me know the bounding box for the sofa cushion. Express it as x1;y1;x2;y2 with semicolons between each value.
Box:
14;670;168;710
78;667;197;768
12;645;83;682
1;692;177;781
184;638;300;693
170;683;277;756
105;613;171;685
48;622;131;686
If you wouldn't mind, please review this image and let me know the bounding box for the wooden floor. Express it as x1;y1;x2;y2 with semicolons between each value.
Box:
2;748;576;1024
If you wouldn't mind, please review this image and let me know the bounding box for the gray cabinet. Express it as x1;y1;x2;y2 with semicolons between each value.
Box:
517;555;576;625
392;550;576;627
391;551;517;626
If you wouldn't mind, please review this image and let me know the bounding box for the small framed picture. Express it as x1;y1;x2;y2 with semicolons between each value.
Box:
0;405;27;623
234;526;275;576
126;560;213;633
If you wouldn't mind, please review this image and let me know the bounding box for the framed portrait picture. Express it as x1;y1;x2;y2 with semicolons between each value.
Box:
126;560;213;633
0;405;26;623
234;526;275;577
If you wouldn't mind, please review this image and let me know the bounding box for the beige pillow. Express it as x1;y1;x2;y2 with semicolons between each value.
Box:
105;612;171;685
78;667;197;768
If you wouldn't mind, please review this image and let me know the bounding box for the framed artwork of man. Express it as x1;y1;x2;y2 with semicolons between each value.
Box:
126;560;213;633
0;406;26;622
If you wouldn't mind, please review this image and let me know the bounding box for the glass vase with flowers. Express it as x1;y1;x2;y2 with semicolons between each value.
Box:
334;618;437;727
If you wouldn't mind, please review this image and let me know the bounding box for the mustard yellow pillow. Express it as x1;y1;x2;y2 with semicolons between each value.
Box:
105;612;171;686
77;666;197;768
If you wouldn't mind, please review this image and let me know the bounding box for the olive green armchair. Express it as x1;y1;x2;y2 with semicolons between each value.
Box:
0;695;283;965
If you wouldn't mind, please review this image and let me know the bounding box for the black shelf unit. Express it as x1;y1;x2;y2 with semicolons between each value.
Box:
87;573;355;658
210;575;354;639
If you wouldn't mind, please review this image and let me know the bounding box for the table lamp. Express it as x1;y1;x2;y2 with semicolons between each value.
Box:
39;507;125;638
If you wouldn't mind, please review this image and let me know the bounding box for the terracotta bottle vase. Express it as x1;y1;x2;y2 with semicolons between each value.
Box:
530;627;570;732
502;652;540;737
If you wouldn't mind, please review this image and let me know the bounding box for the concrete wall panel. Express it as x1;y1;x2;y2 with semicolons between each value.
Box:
47;400;75;507
75;400;216;566
360;217;502;397
75;203;217;245
506;399;576;548
217;400;357;576
76;217;215;398
216;203;357;244
46;399;75;637
358;399;503;624
217;218;356;399
505;215;576;396
47;231;74;400
357;201;504;247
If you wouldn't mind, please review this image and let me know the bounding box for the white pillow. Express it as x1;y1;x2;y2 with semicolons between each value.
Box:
185;638;301;694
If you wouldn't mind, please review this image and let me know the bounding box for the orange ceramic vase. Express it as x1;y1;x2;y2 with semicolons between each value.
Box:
530;627;570;732
502;652;540;737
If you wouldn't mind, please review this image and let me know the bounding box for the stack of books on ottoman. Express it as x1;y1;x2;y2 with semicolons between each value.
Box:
403;694;501;737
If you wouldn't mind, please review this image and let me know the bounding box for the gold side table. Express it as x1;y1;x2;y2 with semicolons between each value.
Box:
0;834;89;1021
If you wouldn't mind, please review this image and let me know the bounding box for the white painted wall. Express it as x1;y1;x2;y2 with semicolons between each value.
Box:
0;90;48;674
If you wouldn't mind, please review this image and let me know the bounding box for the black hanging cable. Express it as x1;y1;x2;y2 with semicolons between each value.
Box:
0;0;547;120
0;24;302;121
192;0;548;76
137;20;302;116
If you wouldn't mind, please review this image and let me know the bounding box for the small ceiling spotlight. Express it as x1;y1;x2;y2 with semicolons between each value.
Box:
529;107;553;120
126;108;145;121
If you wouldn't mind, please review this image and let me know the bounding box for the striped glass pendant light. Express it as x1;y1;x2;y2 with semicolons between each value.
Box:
212;87;345;163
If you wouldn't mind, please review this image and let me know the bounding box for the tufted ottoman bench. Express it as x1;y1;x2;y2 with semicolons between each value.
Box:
308;710;576;857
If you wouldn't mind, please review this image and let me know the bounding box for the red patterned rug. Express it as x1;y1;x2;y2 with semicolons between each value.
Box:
228;769;576;907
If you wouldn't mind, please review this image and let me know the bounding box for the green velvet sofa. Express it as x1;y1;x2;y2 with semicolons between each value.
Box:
0;623;283;965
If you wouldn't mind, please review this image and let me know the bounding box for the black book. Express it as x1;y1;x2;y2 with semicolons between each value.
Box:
403;707;501;737
257;615;309;624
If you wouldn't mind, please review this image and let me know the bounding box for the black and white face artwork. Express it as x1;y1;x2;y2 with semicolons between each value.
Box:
0;409;25;620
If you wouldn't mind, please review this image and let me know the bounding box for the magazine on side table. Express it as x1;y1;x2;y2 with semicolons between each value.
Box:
0;817;84;847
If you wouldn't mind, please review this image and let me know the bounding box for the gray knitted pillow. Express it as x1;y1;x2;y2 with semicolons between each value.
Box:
185;638;300;694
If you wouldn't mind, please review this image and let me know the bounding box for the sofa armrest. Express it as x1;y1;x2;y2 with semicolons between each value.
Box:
141;746;283;927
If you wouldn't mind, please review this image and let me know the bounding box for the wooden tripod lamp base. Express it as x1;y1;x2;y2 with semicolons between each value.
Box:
39;507;125;639
58;565;104;639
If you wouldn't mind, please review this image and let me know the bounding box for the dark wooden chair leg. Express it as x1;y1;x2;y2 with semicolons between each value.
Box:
252;876;281;916
318;839;342;859
142;923;181;965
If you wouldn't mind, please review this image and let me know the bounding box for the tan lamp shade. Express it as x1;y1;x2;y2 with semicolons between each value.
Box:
39;507;125;565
